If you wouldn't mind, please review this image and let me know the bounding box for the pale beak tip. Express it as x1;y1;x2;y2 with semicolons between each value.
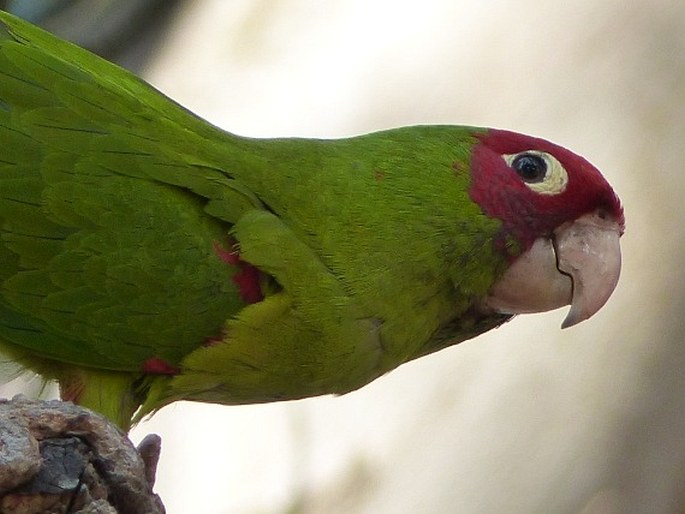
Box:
561;310;582;329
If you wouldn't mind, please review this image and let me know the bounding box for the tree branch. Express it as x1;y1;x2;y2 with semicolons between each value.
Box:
0;396;164;513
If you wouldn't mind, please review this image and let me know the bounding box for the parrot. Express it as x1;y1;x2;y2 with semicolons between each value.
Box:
0;11;623;431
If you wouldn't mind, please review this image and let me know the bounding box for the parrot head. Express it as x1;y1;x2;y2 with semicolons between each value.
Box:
470;129;624;327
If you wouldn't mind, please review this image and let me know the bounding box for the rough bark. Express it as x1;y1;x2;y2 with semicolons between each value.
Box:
0;396;164;514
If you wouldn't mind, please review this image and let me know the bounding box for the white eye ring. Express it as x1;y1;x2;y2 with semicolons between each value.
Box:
503;151;568;195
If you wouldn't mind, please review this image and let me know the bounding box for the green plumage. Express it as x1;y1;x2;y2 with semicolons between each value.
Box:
0;11;510;429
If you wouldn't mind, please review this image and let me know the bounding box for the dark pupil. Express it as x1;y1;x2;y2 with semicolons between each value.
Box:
511;153;547;183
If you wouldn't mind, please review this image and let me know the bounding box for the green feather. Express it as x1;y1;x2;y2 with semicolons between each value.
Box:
0;10;511;430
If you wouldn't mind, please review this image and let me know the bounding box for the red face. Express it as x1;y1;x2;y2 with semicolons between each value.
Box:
469;129;624;252
470;129;624;327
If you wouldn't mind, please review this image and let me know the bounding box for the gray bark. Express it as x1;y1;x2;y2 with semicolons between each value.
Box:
0;396;164;514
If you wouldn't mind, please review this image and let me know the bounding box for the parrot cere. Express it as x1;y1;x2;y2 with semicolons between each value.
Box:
0;11;623;430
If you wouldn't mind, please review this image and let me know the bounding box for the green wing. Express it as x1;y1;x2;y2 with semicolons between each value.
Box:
0;11;256;372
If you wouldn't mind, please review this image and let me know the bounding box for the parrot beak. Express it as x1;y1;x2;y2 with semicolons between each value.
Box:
482;210;622;327
553;211;622;328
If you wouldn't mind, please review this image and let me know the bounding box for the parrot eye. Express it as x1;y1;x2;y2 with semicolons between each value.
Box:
503;151;568;195
511;153;547;183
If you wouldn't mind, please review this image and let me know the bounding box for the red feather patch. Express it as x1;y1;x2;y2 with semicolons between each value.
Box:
469;129;624;252
214;240;264;304
142;357;181;375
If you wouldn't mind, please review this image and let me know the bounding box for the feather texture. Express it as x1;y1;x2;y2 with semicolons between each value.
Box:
0;11;622;430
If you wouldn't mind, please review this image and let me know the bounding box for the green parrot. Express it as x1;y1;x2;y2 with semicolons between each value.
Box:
0;11;623;431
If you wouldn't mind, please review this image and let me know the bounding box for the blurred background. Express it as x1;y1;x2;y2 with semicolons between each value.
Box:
2;0;684;512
